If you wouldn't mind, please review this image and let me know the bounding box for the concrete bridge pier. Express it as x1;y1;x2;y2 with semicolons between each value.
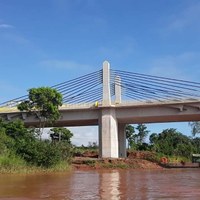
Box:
118;123;126;158
99;108;119;158
99;114;127;158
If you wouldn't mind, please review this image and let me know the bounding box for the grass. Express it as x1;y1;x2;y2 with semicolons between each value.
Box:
46;161;71;172
0;153;71;174
99;162;129;169
83;160;96;167
167;155;190;163
73;146;98;156
0;153;27;173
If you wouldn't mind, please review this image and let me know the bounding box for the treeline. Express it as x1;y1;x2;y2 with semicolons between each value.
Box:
0;119;73;171
126;124;200;159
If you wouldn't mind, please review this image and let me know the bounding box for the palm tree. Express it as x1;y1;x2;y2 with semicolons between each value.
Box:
189;122;200;136
125;124;136;149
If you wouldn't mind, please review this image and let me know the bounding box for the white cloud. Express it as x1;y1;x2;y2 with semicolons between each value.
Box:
69;126;98;146
148;52;200;81
3;33;30;45
165;2;200;33
43;126;98;146
0;23;14;29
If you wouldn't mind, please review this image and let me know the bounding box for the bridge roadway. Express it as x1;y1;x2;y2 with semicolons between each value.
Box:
1;99;200;127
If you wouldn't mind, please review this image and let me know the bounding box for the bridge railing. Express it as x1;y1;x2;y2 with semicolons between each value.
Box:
61;102;101;109
1;98;200;113
0;106;19;113
0;102;102;113
115;98;200;107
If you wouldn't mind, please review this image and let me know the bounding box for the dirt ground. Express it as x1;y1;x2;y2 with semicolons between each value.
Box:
72;151;163;170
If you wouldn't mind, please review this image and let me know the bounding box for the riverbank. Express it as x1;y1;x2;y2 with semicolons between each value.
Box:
72;151;163;170
72;157;200;170
1;150;198;174
72;150;199;170
72;157;163;170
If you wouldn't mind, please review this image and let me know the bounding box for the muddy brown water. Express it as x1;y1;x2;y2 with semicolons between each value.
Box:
0;169;200;199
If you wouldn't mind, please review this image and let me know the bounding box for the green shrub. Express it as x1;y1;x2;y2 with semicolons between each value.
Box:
0;129;15;155
0;153;26;171
0;119;73;169
17;140;73;168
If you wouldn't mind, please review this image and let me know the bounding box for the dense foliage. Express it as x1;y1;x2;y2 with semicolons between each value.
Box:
126;124;149;150
149;128;196;158
126;124;200;159
0;119;73;169
49;127;73;143
17;87;63;126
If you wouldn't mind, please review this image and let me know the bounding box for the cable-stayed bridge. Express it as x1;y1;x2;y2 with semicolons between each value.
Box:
1;61;200;158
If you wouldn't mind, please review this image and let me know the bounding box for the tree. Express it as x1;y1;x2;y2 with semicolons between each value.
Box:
149;128;194;158
0;127;15;155
49;127;73;144
189;122;200;136
149;133;158;144
17;87;63;137
136;124;149;144
125;124;136;149
192;137;200;153
2;119;29;139
88;141;98;149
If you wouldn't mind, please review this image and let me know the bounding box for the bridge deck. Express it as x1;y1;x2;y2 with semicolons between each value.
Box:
0;99;200;113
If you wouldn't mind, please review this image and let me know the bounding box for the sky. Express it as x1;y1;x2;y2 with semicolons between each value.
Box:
1;0;200;145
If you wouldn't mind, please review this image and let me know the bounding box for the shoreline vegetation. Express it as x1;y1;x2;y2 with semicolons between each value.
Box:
0;119;74;174
0;118;200;174
0;148;199;174
0;119;200;174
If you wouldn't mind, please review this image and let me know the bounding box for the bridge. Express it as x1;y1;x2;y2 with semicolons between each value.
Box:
1;61;200;158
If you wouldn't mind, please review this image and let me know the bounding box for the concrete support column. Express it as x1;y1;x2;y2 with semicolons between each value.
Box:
98;118;102;157
115;76;121;104
118;123;127;158
99;108;119;158
102;61;111;106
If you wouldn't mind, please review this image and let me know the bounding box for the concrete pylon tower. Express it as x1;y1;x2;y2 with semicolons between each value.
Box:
99;61;119;158
115;76;122;104
102;61;111;106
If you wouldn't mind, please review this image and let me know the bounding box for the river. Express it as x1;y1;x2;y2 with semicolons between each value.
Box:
0;169;200;199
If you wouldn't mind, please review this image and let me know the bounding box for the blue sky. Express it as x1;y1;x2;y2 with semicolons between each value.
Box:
1;0;200;145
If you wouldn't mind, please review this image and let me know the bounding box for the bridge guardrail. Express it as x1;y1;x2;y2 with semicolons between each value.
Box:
1;98;200;113
0;102;102;113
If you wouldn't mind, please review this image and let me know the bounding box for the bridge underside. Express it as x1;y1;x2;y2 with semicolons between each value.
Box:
3;101;200;126
116;103;200;124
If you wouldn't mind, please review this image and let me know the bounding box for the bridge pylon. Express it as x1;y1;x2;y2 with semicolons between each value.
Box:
99;61;125;158
102;61;111;106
